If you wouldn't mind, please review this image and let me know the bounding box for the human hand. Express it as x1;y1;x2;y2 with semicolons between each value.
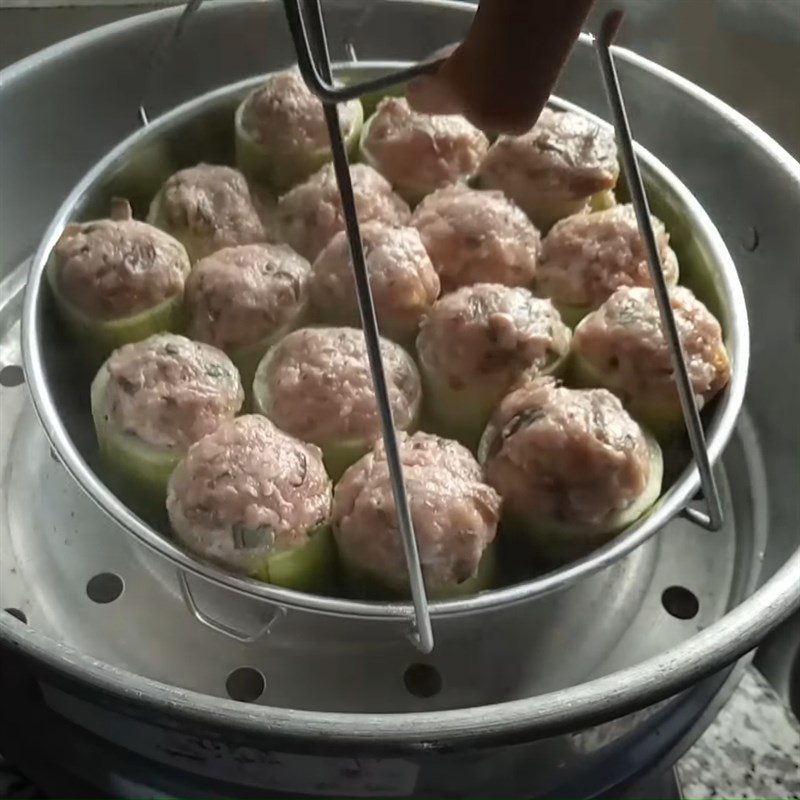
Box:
407;0;596;134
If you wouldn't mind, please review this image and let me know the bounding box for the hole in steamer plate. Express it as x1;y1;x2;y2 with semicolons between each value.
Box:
403;663;443;698
226;667;266;702
86;572;124;604
4;608;27;624
0;365;24;387
661;586;700;620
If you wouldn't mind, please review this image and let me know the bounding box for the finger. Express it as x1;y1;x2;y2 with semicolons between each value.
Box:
405;43;461;114
406;71;464;115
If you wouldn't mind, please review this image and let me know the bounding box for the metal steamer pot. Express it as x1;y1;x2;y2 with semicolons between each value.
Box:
1;2;799;797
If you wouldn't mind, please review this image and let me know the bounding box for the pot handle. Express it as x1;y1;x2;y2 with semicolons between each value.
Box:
177;569;286;644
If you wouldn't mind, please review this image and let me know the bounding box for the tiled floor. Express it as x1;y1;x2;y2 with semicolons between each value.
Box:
679;668;800;799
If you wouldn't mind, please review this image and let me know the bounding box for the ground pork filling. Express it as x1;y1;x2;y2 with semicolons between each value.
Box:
55;217;189;320
333;431;501;592
257;327;421;445
537;204;679;309
364;96;489;191
573;285;731;405
417;283;571;389
310;221;440;337
153;164;265;258
105;333;243;450
477;107;618;205
484;379;651;526
240;69;360;154
167;415;332;571
411;185;541;291
186;243;311;352
277;163;411;261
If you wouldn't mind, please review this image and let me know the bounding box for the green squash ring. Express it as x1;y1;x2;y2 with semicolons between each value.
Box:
248;524;336;593
90;362;184;509
339;542;497;601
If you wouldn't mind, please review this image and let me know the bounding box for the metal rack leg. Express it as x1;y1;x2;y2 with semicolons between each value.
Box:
594;10;725;532
287;0;434;652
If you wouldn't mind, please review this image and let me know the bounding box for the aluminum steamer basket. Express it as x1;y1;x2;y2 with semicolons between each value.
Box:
22;70;748;630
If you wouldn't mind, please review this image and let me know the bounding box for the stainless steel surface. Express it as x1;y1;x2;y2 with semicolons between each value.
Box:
289;0;434;652
594;11;723;532
21;65;749;625
0;1;799;793
0;296;771;796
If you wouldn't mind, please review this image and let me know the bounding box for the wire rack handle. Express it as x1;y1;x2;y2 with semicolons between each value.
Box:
278;2;726;652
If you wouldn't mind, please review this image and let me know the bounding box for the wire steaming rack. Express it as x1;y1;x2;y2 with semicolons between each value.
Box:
139;2;725;654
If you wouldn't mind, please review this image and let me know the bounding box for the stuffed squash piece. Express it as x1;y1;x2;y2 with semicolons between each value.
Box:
309;221;440;346
47;199;190;359
476;107;619;230
411;185;542;293
359;96;489;205
536;204;679;326
571;285;731;438
277;163;410;261
167;415;335;591
186;243;311;394
147;164;265;262
479;378;663;562
91;333;243;508
333;431;501;599
252;326;422;480
235;69;363;196
416;283;571;449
